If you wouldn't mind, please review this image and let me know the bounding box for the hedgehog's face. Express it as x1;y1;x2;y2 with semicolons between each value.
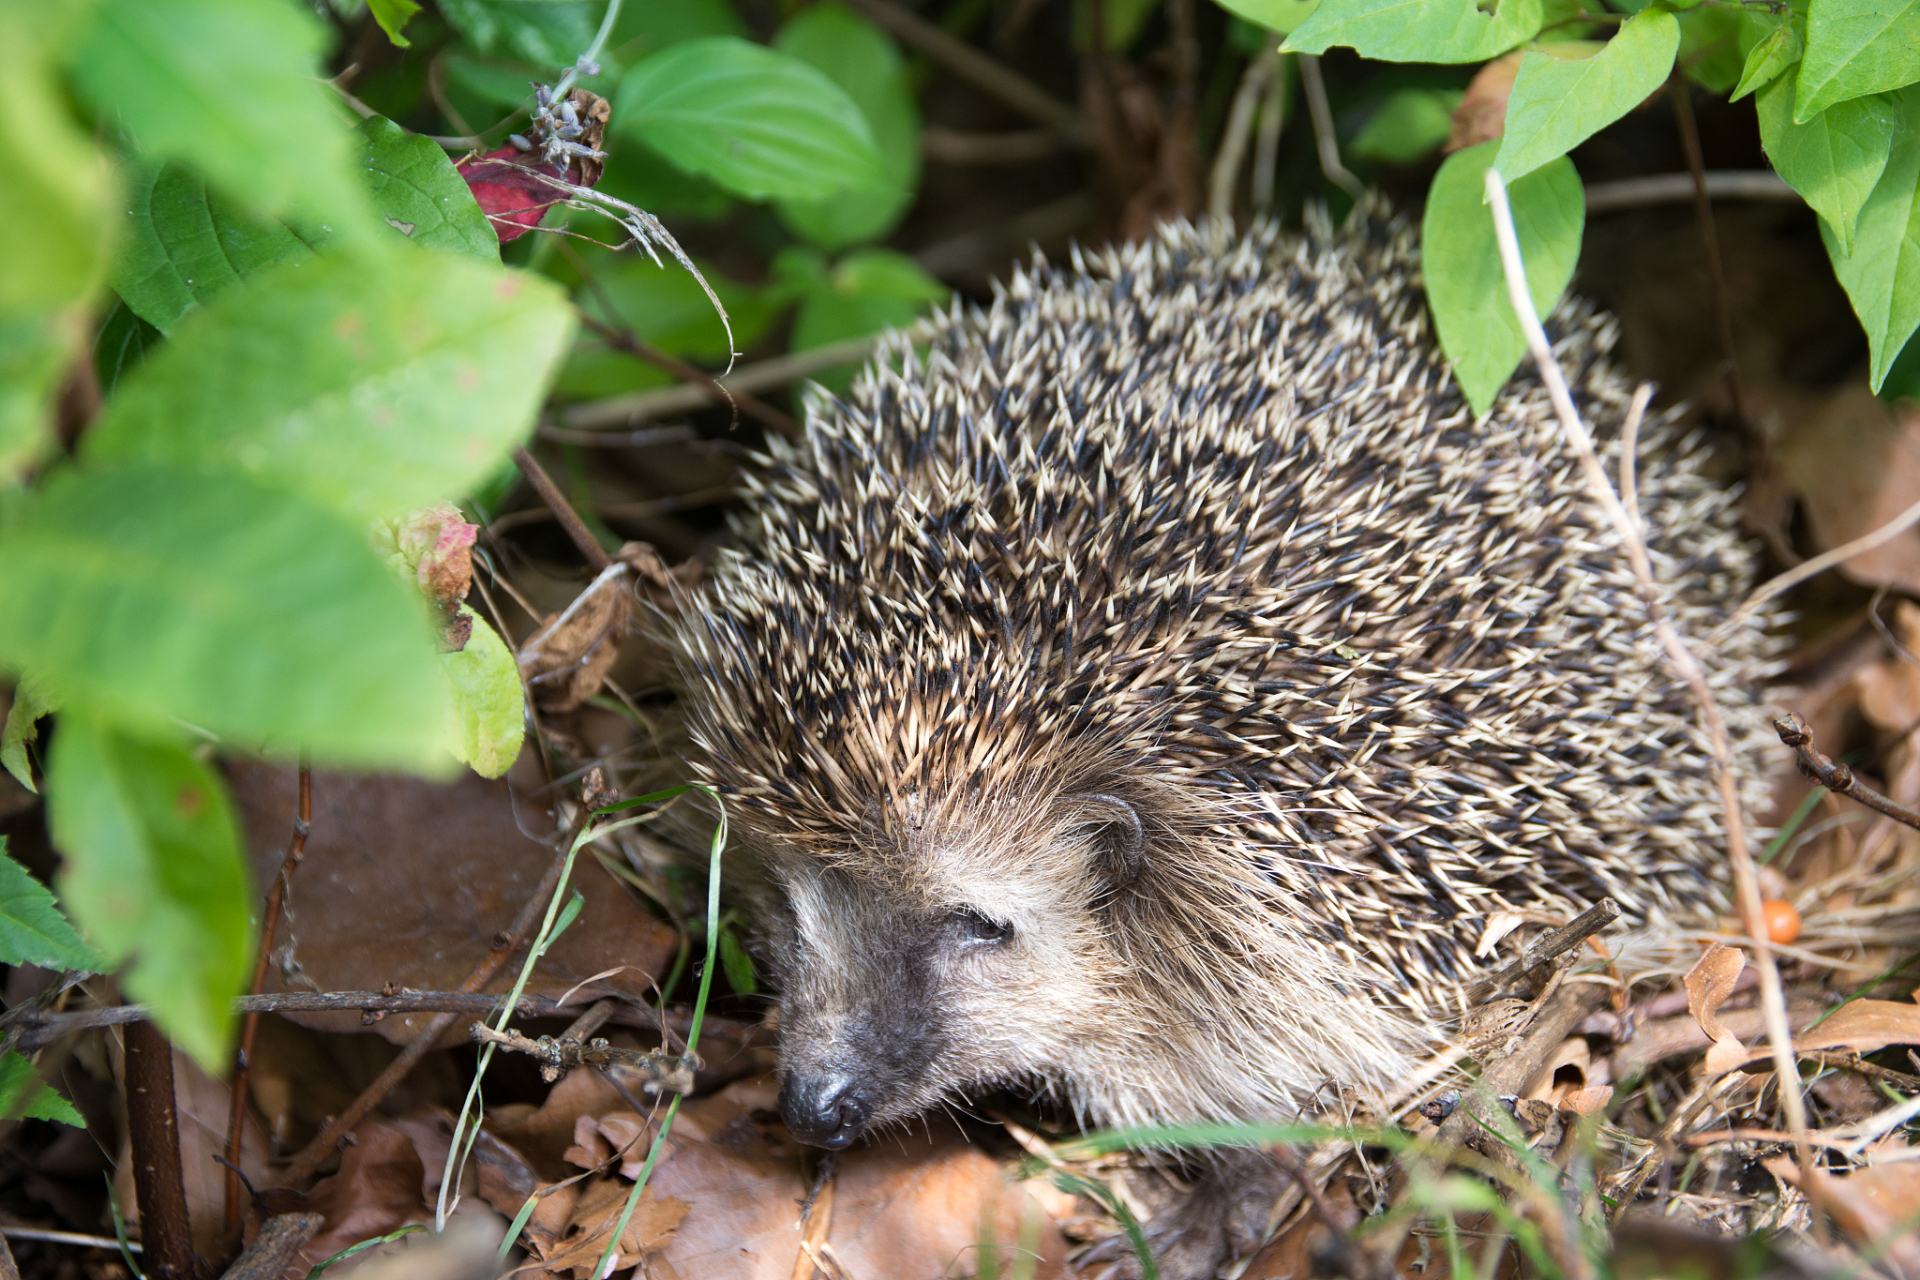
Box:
765;795;1143;1149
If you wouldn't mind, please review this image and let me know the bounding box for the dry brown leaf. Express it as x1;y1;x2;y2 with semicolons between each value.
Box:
1775;390;1920;592
1765;1152;1920;1273
228;760;676;1047
1448;54;1520;151
1561;1085;1615;1116
1793;998;1920;1054
535;1176;689;1278
518;567;634;712
488;1066;633;1179
295;1121;432;1270
1684;943;1751;1075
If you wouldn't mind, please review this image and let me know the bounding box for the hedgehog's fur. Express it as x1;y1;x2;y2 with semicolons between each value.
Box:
666;210;1777;1147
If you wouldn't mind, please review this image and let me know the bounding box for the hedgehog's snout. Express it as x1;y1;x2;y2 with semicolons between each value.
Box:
780;1070;873;1148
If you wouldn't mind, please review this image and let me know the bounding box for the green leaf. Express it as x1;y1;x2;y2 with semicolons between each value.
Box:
1758;80;1897;251
1283;0;1542;63
1495;10;1679;183
47;714;253;1071
1351;89;1463;164
718;925;757;994
369;0;422;47
441;607;524;777
440;0;601;67
112;163;320;335
792;249;950;352
1216;0;1321;36
774;4;921;249
0;1052;85;1127
1732;19;1803;100
358;118;500;262
1822;89;1920;390
614;37;891;201
1678;5;1746;93
610;0;749;55
0;5;114;483
2;672;57;793
68;0;373;243
1797;0;1920;120
1422;141;1585;415
0;465;448;768
86;250;573;526
0;838;104;972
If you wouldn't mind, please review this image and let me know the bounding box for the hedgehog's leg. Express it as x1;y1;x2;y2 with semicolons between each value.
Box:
1081;1149;1286;1280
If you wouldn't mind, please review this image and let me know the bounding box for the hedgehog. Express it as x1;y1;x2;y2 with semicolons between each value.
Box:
662;208;1777;1276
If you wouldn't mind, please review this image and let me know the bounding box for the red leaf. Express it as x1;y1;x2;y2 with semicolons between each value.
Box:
457;147;567;244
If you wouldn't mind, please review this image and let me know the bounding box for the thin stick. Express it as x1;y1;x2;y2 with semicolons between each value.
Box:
125;1022;194;1279
1670;74;1748;433
271;841;574;1190
1482;165;1810;1167
1775;712;1920;830
1297;55;1364;202
575;312;798;439
560;333;890;430
0;1227;143;1253
1252;55;1290;213
837;0;1087;143
1619;383;1651;535
1585;170;1797;213
222;758;310;1236
1721;493;1920;635
1209;48;1278;218
513;446;614;572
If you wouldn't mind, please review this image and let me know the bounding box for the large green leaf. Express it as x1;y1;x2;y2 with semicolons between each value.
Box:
1822;89;1920;390
440;0;600;67
113;163;320;335
0;1052;85;1127
0;465;448;767
358;118;500;262
0;837;104;972
1759;81;1897;251
1797;0;1920;119
1283;0;1542;63
775;4;920;250
1495;10;1679;183
86;251;573;525
68;0;373;242
47;715;252;1071
0;4;113;483
1422;141;1585;415
614;37;890;201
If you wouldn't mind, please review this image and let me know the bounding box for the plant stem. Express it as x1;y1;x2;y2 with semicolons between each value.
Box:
124;1022;194;1280
553;0;623;98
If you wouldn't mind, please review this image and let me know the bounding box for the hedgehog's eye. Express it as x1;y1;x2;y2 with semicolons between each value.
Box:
948;907;1013;946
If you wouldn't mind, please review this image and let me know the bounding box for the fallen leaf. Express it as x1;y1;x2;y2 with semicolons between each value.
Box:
1794;999;1920;1054
228;759;677;1047
1775;391;1920;593
517;568;634;713
536;1177;688;1278
1765;1152;1920;1274
1684;943;1751;1075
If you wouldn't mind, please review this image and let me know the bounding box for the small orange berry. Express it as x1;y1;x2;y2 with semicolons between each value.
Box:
1760;899;1801;945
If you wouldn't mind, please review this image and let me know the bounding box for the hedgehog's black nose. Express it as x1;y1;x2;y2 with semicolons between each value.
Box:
781;1073;871;1149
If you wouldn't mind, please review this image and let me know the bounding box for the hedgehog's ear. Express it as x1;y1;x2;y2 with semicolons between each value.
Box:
1077;794;1145;894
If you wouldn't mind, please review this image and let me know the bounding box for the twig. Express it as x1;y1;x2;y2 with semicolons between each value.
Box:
223;758;310;1237
1465;899;1621;1004
0;1235;17;1280
1669;74;1748;433
1775;712;1920;830
921;128;1060;164
1252;54;1290;213
1298;55;1364;202
560;334;892;430
125;1022;194;1279
272;841;576;1190
468;1022;697;1093
0;1227;142;1253
513;446;614;572
1436;984;1610;1157
217;1213;323;1280
489;485;737;537
1801;1050;1920;1093
1720;493;1920;636
1483;166;1810;1173
1585;170;1798;213
536;424;697;450
837;0;1088;143
1619;383;1650;534
574;315;799;439
1210;47;1279;219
